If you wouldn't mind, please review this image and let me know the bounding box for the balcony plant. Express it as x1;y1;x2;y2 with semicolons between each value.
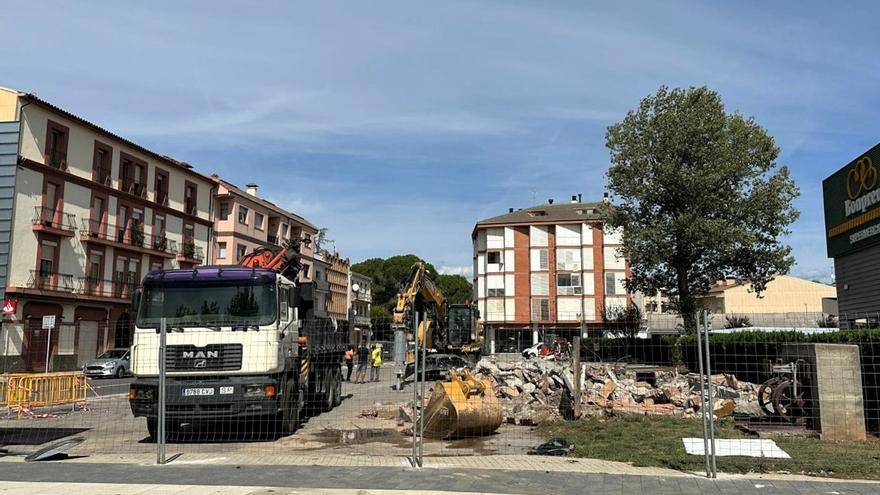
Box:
130;222;145;247
182;237;196;259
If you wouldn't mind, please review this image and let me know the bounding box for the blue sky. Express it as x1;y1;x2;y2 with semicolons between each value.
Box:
3;1;879;281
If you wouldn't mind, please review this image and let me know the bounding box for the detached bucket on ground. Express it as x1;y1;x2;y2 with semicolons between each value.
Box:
423;370;503;439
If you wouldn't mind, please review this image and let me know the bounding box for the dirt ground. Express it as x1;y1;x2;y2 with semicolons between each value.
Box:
0;366;545;458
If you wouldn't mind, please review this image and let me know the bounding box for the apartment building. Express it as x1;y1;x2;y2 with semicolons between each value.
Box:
349;271;372;344
0;87;214;372
473;197;630;353
323;251;351;322
211;177;318;284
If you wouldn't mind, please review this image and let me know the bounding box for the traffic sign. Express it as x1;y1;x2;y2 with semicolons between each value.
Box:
41;315;56;330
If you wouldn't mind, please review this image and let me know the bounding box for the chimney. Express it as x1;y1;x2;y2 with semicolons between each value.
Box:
508;207;514;213
548;198;554;205
570;195;577;204
578;193;582;203
246;183;259;196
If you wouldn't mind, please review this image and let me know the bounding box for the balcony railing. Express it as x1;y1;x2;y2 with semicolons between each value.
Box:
77;275;140;300
184;199;197;216
27;270;76;293
93;166;112;186
121;178;147;198
178;241;204;261
267;235;279;245
32;207;77;232
149;234;178;256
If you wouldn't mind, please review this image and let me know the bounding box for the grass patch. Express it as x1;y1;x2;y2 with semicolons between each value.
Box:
539;416;880;480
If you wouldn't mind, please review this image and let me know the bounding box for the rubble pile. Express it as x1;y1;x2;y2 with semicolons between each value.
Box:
474;357;762;424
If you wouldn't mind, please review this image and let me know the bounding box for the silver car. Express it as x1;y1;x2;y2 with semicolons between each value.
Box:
83;349;130;378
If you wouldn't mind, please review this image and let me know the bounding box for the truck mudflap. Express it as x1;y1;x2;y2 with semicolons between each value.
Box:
129;376;286;420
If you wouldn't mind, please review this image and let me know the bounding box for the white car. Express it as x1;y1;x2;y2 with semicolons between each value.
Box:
83;349;130;378
522;342;545;359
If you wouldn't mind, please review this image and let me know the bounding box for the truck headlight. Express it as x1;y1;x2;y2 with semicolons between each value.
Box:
244;384;275;398
129;388;154;400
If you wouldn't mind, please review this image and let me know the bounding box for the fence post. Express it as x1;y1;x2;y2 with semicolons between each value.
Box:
695;310;711;478
157;316;167;465
572;336;581;419
410;313;420;468
702;310;717;478
418;320;427;464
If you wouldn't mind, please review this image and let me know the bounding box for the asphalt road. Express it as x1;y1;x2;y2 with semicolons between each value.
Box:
84;377;132;398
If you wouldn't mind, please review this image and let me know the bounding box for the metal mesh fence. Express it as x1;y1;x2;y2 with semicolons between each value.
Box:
0;312;875;474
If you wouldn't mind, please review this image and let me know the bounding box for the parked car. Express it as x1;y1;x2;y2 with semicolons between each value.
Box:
403;354;470;382
83;349;130;378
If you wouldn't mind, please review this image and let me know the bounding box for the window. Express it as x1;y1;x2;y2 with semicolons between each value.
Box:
219;202;230;220
530;273;549;296
281;223;288;239
487;251;501;265
120;155;146;197
605;272;618;295
556;248;581;271
301;264;310;279
184;182;197;215
531;299;549;321
45;121;68;168
238;206;249;225
92;142;112;185
218;242;227;259
237;244;247;261
254;212;264;230
39;241;56;276
530;248;548;271
486;275;504;297
557;273;582;295
88;251;103;283
154;169;169;206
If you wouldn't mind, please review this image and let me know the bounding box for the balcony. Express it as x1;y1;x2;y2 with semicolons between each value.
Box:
267;235;279;245
183;199;197;216
155;190;169;207
121;178;147;198
177;240;204;264
80;219;176;258
77;275;139;302
26;270;76;293
93;166;112;186
31;207;77;237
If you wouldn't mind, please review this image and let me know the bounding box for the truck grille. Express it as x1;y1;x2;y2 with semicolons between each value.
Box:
165;344;242;371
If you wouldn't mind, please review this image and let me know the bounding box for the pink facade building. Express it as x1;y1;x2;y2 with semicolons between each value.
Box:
211;178;318;284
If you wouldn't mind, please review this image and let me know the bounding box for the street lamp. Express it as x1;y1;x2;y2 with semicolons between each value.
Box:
349;283;361;345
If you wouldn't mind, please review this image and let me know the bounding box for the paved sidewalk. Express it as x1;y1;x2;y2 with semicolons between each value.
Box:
0;461;879;495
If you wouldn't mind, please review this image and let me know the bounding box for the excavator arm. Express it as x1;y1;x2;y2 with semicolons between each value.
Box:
392;262;447;324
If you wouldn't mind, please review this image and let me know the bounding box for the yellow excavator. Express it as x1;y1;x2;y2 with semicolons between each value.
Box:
393;263;501;439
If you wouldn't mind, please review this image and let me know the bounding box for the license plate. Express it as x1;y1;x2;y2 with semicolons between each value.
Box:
182;387;214;396
219;386;233;395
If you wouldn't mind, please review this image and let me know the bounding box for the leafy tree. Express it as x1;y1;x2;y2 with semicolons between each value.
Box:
604;86;799;333
435;274;473;305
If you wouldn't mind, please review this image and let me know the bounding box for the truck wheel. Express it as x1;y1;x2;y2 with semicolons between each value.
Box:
277;379;300;436
147;418;180;441
322;367;337;412
332;367;343;407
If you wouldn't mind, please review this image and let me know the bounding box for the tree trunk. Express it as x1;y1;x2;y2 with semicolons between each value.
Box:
676;267;698;334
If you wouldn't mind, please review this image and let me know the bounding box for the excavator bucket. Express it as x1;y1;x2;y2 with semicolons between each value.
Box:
423;369;503;439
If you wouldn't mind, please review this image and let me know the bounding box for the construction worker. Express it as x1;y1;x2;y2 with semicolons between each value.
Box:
370;344;383;382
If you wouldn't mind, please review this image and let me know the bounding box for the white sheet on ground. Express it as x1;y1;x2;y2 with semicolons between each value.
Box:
682;438;791;458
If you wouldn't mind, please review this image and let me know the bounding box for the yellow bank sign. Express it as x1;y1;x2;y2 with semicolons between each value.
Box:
825;144;880;257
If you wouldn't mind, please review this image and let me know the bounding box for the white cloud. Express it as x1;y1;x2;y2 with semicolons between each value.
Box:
439;265;473;279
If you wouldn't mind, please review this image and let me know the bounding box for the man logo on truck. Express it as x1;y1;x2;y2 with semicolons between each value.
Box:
182;350;219;359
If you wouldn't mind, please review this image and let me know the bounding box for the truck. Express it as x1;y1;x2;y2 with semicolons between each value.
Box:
128;238;346;438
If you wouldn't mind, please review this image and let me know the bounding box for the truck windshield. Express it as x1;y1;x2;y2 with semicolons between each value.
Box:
136;281;276;328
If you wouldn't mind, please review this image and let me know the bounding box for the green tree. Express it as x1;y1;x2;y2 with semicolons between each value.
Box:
604;86;799;333
435;274;473;304
351;254;438;309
